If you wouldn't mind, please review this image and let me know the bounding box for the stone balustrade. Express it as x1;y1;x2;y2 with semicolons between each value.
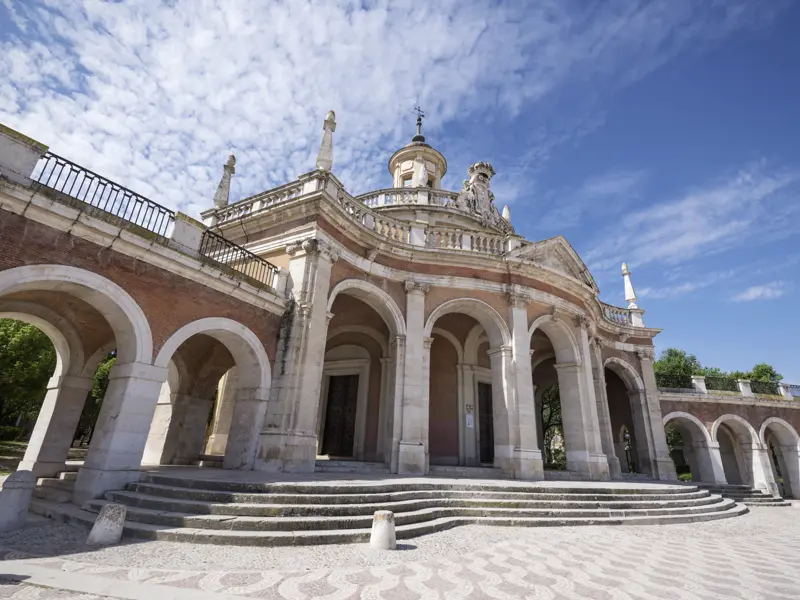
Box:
357;188;419;207
600;302;633;326
207;180;304;225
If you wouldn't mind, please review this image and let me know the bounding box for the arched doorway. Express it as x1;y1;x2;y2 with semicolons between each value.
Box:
321;280;404;466
151;318;272;471
759;418;800;498
604;359;651;476
662;411;723;483
0;265;153;502
712;415;774;492
423;298;511;472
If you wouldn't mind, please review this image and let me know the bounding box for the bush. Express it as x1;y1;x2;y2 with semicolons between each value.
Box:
678;472;692;482
0;425;23;441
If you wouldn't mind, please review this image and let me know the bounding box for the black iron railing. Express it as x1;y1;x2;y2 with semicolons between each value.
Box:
655;373;692;389
32;152;175;237
750;380;780;396
199;230;278;290
705;376;739;393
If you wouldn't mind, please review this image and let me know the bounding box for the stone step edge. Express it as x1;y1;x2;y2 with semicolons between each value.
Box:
82;497;738;530
103;489;726;515
133;480;712;504
137;474;695;496
30;499;748;546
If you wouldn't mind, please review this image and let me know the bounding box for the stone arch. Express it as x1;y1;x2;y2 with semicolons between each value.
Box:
0;265;152;364
604;357;644;391
327;325;389;358
663;411;712;444
463;324;486;364
425;298;510;348
528;314;580;364
327;279;405;337
0;301;85;378
431;327;464;363
711;414;759;446
759;417;800;446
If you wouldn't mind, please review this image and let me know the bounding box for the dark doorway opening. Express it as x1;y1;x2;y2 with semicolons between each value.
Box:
477;382;494;465
321;374;359;457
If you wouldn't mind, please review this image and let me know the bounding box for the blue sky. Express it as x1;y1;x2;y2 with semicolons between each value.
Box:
1;0;798;381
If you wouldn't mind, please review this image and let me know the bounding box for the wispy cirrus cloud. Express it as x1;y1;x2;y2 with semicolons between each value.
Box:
638;269;737;300
0;0;790;218
585;161;800;275
732;281;788;302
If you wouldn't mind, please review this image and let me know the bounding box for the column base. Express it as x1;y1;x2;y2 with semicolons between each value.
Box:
653;457;678;481
253;430;317;472
16;459;66;479
607;455;622;480
205;432;229;456
567;451;610;481
73;467;140;505
510;448;544;481
397;441;427;475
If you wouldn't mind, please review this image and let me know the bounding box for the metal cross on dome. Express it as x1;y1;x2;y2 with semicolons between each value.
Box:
413;105;425;136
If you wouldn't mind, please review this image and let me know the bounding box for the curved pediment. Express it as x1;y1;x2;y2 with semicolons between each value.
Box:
509;236;599;292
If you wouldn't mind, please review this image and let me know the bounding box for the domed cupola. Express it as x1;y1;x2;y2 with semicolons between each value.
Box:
388;109;447;189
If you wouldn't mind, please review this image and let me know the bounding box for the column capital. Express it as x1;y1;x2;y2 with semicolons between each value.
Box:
553;361;582;371
507;291;532;308
390;334;406;347
326;311;335;324
636;347;655;361
423;336;435;350
404;280;430;294
286;237;339;262
487;345;513;358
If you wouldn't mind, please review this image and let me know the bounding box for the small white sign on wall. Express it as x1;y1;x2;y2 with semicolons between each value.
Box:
465;414;474;429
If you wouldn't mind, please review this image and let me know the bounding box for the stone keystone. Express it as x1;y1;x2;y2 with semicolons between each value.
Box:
87;503;127;545
0;470;36;532
370;510;396;550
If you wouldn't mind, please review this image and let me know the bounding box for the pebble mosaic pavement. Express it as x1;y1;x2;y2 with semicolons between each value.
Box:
1;507;798;599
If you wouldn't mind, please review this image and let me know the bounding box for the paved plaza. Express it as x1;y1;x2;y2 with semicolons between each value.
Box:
1;506;798;600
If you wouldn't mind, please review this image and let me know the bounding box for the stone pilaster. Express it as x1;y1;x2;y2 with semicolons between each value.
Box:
637;349;678;481
257;237;337;472
161;394;214;465
388;335;406;473
205;367;238;456
397;281;429;475
589;340;622;479
19;375;93;477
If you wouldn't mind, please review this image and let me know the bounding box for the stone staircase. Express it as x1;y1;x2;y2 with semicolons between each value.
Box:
314;459;391;474
29;473;748;546
31;462;81;503
694;483;792;507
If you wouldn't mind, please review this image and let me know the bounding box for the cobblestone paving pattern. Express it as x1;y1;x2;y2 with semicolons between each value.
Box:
1;508;799;599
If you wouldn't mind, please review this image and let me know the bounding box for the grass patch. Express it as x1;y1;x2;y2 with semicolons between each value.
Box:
0;440;88;473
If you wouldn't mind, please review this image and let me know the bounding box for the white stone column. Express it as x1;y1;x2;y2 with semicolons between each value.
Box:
258;238;337;472
397;281;429;475
488;345;518;475
750;443;779;495
73;362;168;503
589;343;622;479
773;444;800;498
627;389;655;475
18;375;93;477
458;364;478;466
376;357;390;463
506;294;543;480
389;335;406;473
141;366;177;465
225;385;270;470
637;350;678;480
693;441;727;484
161;394;214;465
205;367;238;456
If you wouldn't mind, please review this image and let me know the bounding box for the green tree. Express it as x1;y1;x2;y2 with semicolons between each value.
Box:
749;363;782;383
0;319;56;431
74;354;115;445
653;348;704;378
540;385;564;468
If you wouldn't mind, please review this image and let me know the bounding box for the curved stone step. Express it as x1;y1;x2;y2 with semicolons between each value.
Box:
83;497;738;532
103;489;723;518
31;498;748;547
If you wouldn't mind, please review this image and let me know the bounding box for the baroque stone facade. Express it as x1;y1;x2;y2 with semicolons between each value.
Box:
0;116;798;508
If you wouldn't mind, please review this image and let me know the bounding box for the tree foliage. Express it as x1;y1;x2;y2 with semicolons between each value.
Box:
540;384;565;469
74;354;115;445
0;319;57;431
654;347;783;383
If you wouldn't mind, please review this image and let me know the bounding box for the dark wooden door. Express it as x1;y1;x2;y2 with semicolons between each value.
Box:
477;382;494;464
321;375;359;457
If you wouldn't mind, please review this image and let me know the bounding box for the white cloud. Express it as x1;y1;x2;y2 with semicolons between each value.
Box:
0;0;790;218
732;281;787;302
585;162;800;274
637;269;737;300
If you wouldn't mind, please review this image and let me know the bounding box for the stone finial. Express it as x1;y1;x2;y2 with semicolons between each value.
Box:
502;205;511;221
370;510;396;550
621;262;638;309
212;154;236;208
316;109;337;171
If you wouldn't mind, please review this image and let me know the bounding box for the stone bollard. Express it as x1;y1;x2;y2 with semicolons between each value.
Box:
87;503;126;545
370;510;396;550
0;470;36;532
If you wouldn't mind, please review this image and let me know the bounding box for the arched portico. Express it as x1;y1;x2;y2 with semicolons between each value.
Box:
759;417;800;498
663;411;726;484
529;313;608;480
712;414;776;493
0;266;154;489
327;279;406;338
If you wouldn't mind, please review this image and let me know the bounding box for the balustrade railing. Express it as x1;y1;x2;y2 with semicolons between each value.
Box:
600;302;633;326
32;152;175;237
213;181;303;224
357;188;418;207
705;376;739;393
655;373;693;389
750;380;780;396
429;190;459;207
335;190;411;243
199;230;279;289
